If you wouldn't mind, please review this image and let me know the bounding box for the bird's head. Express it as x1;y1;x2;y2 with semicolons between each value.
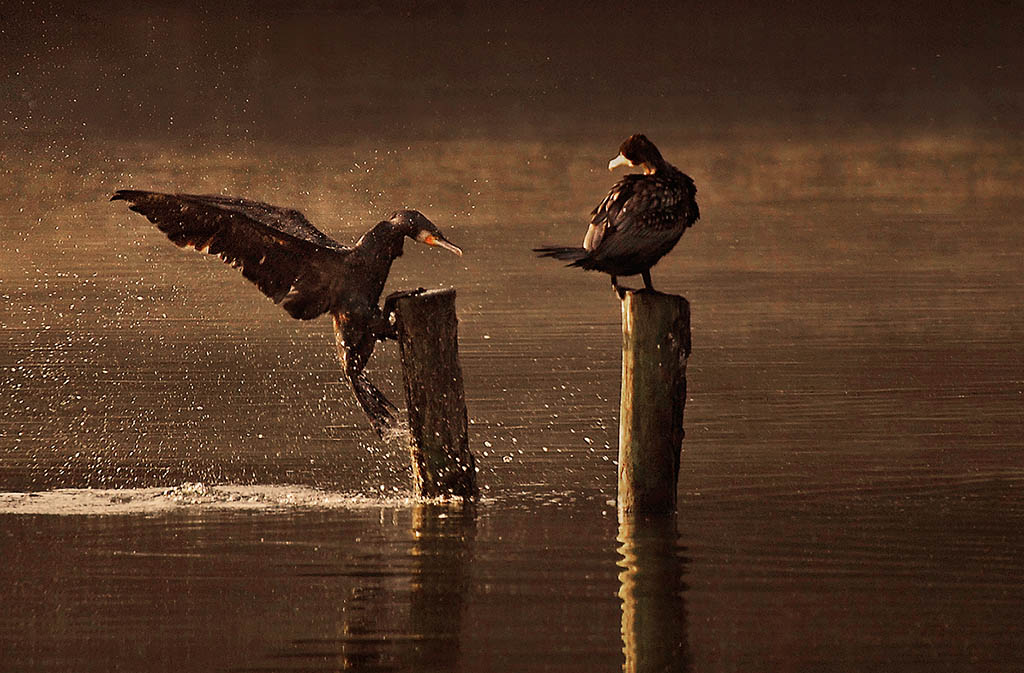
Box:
608;134;665;174
388;210;463;256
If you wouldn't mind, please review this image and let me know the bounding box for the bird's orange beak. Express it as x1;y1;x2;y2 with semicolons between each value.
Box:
422;233;463;256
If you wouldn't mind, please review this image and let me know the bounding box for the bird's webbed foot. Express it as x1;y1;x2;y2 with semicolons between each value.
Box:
350;372;399;438
377;287;427;340
369;308;399;341
611;276;629;300
383;287;427;315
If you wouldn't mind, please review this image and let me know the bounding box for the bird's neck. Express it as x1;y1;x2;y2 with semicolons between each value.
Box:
643;157;671;175
352;221;406;299
355;221;406;255
653;158;686;178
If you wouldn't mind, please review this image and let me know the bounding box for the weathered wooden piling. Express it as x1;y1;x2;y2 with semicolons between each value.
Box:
395;288;477;499
618;290;691;516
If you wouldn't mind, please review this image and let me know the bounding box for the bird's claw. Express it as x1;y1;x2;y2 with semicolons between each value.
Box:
377;323;399;341
611;278;629;299
383;287;427;316
377;288;428;340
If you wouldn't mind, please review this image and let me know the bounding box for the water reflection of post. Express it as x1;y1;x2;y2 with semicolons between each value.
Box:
407;501;477;669
617;515;690;673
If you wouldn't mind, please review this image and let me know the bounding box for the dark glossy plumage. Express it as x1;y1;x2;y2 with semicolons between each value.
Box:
534;134;699;293
111;189;462;436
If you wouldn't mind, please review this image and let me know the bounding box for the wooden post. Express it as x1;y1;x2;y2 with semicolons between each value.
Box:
618;290;690;516
395;289;477;499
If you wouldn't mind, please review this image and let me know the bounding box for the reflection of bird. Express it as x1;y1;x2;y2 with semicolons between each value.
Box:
534;134;699;295
111;190;462;436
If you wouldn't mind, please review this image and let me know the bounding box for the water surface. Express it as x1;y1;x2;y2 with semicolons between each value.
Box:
1;134;1023;671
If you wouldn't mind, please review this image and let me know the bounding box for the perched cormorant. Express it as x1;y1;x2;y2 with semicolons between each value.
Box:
534;134;699;294
111;190;462;436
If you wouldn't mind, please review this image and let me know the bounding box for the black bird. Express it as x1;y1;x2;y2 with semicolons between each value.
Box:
534;134;699;294
111;189;462;436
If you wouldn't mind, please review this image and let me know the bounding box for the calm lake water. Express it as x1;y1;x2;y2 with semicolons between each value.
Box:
1;134;1023;671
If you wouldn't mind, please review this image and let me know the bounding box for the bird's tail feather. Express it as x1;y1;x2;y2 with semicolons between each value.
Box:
533;246;587;263
351;373;399;438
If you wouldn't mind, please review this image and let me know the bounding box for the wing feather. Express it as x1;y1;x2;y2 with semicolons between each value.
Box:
112;189;349;320
582;171;698;270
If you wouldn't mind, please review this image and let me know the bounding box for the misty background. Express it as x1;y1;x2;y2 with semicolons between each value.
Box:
2;0;1021;147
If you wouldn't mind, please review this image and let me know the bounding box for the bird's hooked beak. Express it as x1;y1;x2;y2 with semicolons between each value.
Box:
416;229;463;256
608;152;633;171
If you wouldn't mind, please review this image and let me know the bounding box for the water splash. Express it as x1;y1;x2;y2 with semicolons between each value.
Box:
0;483;423;516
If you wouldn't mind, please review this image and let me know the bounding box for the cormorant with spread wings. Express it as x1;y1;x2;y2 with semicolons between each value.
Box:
534;134;699;295
111;190;462;436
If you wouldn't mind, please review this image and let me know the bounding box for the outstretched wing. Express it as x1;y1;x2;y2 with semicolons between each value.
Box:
582;172;698;265
112;190;349;320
